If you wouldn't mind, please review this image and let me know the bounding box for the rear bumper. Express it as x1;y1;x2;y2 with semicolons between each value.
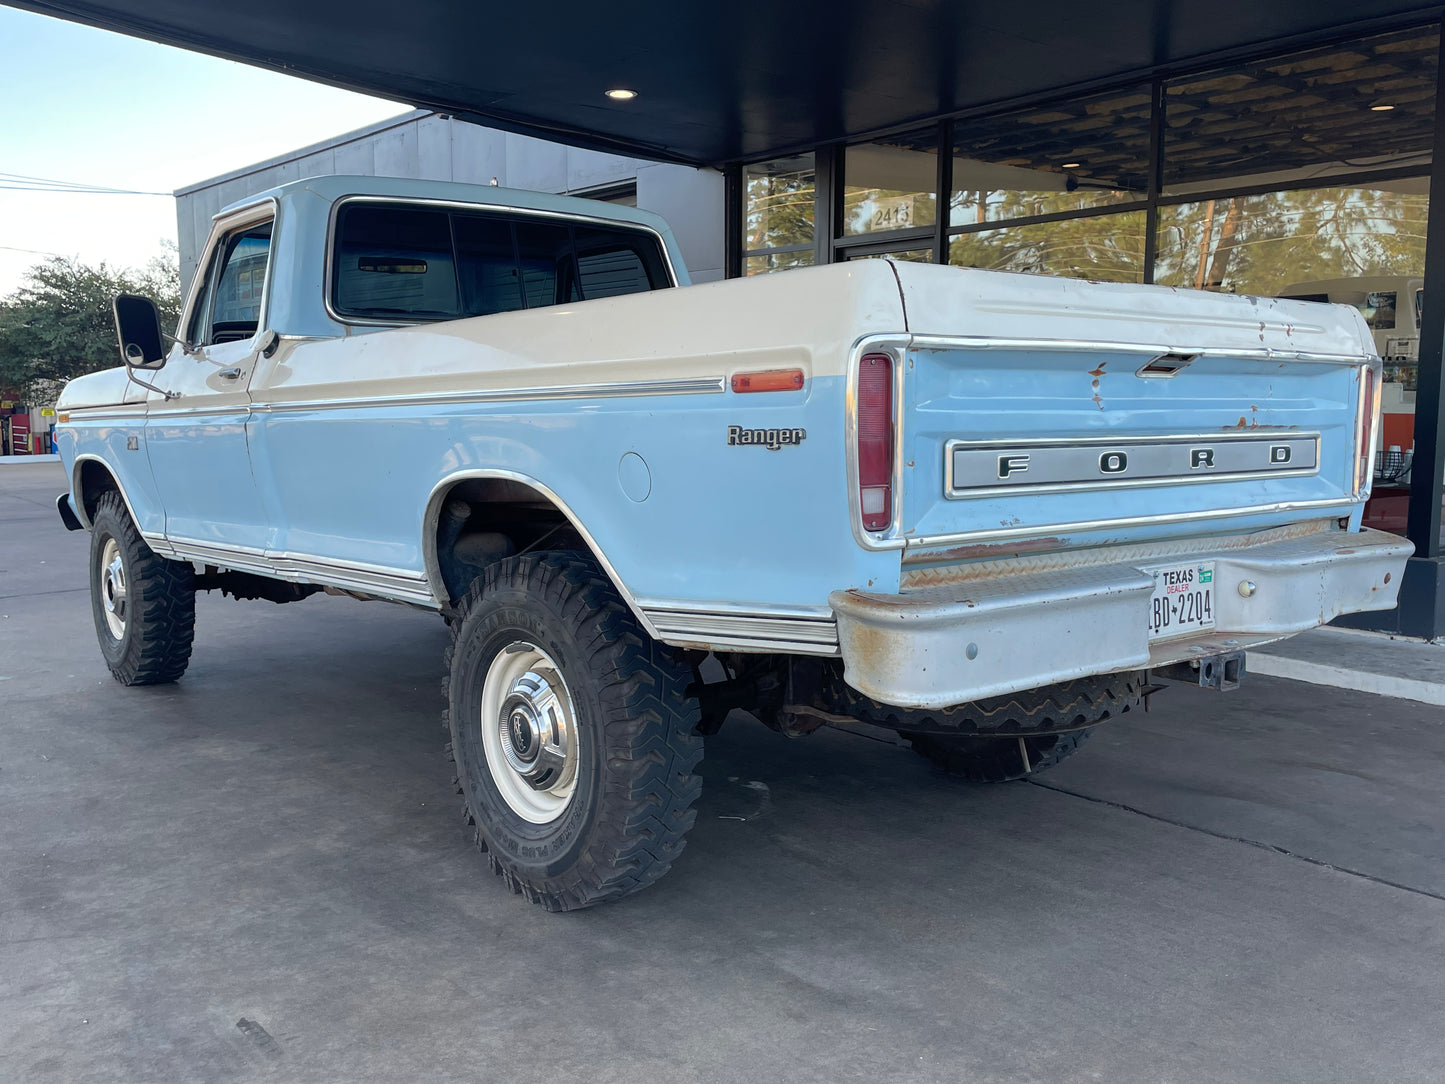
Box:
829;526;1413;709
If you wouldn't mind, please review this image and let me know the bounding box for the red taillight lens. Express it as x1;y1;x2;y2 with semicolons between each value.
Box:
1357;365;1381;494
856;353;894;532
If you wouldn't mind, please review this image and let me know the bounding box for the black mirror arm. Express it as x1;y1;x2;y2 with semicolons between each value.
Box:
124;366;181;401
161;330;199;357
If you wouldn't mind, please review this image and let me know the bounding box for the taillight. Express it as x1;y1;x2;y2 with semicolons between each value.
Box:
856;353;894;532
1356;364;1381;495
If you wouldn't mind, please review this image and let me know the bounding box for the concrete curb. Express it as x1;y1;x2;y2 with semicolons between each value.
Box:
1248;652;1445;707
0;454;60;465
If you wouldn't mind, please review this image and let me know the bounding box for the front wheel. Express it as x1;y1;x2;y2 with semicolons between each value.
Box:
88;491;195;685
445;552;703;911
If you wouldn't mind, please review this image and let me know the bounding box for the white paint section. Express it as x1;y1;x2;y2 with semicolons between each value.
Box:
892;261;1377;359
1248;652;1445;707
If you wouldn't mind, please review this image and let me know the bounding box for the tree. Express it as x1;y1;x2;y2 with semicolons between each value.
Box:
1153;188;1428;296
0;245;181;403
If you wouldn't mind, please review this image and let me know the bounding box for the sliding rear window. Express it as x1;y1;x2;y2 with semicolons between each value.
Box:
331;200;671;322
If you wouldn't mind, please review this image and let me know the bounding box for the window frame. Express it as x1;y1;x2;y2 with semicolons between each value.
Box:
324;196;678;328
179;200;278;348
732;21;1439;286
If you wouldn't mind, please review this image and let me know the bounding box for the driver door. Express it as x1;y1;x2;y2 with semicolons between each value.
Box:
145;206;274;556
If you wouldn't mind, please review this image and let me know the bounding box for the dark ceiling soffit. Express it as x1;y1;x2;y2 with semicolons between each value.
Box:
736;6;1445;167
8;0;1445;169
4;0;711;167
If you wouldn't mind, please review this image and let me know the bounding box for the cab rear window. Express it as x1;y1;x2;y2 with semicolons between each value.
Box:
331;201;671;322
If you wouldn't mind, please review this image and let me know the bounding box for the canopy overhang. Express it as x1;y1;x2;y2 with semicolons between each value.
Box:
8;0;1445;166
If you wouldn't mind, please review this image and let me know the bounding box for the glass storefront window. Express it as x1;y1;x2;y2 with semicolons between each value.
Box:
745;250;815;276
743;155;816;253
1155;183;1428;480
1164;28;1437;193
948;211;1146;282
951;86;1151;227
1153;185;1429;297
842;132;937;235
843;248;932;263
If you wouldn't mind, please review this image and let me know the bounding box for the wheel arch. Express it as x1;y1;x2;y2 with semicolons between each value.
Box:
71;454;143;532
422;468;661;638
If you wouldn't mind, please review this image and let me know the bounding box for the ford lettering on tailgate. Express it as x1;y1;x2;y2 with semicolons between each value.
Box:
946;433;1319;498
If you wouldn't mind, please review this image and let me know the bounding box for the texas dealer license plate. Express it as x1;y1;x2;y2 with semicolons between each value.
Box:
1145;561;1216;640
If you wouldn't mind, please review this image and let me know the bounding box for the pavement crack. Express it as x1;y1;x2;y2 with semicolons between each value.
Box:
1026;778;1445;903
0;587;89;601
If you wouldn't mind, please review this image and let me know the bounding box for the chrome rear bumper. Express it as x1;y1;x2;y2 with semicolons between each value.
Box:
829;526;1413;709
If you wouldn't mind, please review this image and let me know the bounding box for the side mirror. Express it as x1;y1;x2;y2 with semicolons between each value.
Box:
112;294;167;370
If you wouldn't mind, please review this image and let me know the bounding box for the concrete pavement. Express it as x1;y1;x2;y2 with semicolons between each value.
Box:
2;460;1441;1083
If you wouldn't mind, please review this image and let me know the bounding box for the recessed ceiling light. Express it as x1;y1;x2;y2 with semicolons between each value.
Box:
1371;103;1395;111
1061;162;1081;169
605;88;638;101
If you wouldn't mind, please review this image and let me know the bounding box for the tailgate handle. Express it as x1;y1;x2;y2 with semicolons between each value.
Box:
1136;352;1197;378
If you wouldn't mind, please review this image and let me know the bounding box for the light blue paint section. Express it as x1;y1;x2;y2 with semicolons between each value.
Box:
56;420;167;536
247;375;894;608
903;346;1365;551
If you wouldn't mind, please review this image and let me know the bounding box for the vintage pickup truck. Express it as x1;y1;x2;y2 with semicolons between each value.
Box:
54;175;1411;910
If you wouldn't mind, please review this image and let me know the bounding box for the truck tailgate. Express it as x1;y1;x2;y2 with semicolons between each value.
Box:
887;264;1377;551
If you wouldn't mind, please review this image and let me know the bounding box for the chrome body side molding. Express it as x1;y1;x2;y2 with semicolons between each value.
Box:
640;602;840;655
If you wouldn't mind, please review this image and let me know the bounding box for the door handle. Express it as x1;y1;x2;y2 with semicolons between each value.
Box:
218;367;244;380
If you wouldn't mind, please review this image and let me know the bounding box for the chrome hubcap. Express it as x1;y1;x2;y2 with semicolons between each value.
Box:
480;643;578;823
100;538;128;640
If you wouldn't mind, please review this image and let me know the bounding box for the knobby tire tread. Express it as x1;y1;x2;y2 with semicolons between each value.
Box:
444;552;702;911
92;491;195;686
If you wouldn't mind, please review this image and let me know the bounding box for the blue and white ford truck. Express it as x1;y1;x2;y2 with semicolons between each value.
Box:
54;176;1411;910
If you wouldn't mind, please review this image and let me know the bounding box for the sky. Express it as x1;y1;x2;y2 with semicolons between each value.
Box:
0;6;410;296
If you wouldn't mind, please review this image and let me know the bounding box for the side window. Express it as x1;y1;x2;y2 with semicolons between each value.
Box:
572;223;671;299
210;224;273;342
333;204;458;320
185;255;215;345
453;213;525;316
328;200;673;323
514;220;582;309
185;220;273;346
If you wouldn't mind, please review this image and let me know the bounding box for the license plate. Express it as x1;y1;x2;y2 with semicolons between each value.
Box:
1146;561;1216;640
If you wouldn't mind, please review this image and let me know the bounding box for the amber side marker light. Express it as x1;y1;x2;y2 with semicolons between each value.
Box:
731;369;805;393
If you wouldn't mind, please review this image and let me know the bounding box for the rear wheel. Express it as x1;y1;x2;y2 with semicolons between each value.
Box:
88;491;195;685
445;552;703;911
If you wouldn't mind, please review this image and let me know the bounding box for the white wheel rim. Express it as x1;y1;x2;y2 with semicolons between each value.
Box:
100;537;128;640
479;641;579;824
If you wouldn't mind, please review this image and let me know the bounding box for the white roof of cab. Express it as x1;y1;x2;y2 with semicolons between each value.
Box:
217;173;675;238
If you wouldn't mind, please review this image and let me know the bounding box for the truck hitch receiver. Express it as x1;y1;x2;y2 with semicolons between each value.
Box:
1151;651;1245;692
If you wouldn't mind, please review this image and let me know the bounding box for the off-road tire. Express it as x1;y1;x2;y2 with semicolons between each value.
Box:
444;552;703;911
903;729;1093;783
88;490;195;685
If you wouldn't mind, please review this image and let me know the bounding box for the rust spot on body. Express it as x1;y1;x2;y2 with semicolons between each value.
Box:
911;536;1068;563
